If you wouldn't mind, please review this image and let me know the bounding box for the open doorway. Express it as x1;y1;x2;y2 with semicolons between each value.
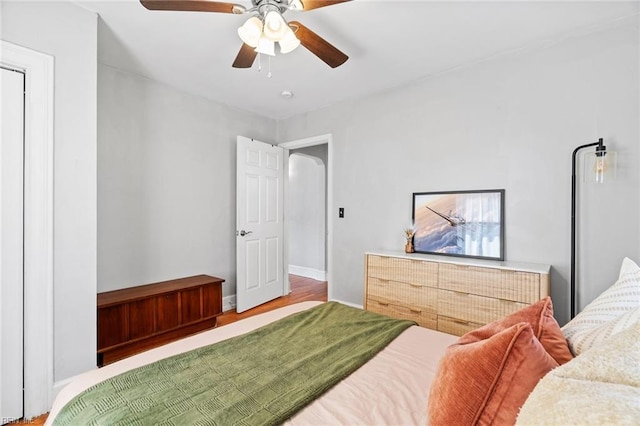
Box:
280;135;333;300
288;149;326;281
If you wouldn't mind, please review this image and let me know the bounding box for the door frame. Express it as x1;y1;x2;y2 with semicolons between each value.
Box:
1;64;26;421
279;134;333;299
1;40;54;417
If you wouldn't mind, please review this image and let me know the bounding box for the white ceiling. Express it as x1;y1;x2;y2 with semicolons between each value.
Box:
76;0;639;120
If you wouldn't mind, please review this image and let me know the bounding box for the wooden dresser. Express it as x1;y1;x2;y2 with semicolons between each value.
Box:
97;274;224;366
364;252;550;336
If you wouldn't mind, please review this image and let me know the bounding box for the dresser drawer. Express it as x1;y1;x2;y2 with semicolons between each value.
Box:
367;277;438;312
439;263;540;303
366;297;437;328
438;289;528;325
437;315;484;336
364;252;550;336
367;255;438;287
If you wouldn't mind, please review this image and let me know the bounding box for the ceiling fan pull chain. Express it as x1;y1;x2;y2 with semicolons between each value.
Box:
268;56;272;78
257;53;262;72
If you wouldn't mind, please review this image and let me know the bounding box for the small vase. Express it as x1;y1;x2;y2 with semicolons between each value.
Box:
405;241;414;253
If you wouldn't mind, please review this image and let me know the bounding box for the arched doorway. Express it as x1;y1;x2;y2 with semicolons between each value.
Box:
288;151;326;280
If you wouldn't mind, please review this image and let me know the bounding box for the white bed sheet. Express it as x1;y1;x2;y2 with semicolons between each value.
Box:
47;301;457;425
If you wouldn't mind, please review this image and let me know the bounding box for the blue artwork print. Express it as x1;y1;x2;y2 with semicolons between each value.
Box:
412;190;504;260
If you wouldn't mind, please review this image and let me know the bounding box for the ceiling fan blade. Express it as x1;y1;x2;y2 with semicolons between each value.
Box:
299;1;352;11
232;43;258;68
140;0;241;13
289;21;348;68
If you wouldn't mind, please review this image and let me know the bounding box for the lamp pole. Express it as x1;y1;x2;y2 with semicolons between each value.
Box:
571;138;605;319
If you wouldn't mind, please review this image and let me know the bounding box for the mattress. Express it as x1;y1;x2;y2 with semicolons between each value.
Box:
47;301;458;425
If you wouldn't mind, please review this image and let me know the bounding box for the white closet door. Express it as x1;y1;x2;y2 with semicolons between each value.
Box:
0;66;25;422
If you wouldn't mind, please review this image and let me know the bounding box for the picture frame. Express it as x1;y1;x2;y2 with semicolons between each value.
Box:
412;189;505;260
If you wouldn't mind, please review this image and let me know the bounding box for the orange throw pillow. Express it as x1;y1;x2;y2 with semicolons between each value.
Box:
428;323;558;426
463;297;573;365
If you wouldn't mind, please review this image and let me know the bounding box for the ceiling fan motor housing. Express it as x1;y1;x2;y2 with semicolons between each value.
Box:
251;0;291;15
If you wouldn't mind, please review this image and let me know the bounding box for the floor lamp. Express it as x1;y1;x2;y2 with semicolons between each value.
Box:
570;138;615;318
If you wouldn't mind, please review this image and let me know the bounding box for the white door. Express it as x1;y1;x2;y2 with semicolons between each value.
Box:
236;137;285;313
0;66;25;422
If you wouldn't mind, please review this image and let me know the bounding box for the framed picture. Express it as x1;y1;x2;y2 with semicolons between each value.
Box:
412;189;505;260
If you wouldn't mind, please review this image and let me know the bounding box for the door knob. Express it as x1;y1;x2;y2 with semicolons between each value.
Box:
238;230;253;237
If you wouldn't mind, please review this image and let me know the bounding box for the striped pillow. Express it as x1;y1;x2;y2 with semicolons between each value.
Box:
561;257;640;355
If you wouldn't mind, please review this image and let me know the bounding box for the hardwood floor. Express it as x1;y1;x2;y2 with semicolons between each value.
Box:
12;275;327;426
217;274;328;326
9;414;46;426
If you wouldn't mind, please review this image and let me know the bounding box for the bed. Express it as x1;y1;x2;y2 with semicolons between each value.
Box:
47;256;640;425
46;301;458;425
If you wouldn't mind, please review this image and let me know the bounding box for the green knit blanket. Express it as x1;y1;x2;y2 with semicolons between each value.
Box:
54;302;415;425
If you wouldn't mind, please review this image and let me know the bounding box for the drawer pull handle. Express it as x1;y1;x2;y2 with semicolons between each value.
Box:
409;308;422;314
409;283;422;288
452;319;470;325
377;301;389;306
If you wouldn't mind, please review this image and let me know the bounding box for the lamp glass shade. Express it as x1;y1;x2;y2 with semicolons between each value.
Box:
237;16;263;48
263;11;287;41
255;36;276;56
584;150;617;183
279;26;300;54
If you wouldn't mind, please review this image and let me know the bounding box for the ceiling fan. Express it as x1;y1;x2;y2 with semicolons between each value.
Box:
140;0;351;69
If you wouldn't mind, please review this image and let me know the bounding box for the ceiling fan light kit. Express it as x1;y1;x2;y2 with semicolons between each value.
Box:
140;0;351;69
244;7;300;56
289;0;303;11
237;16;263;47
255;36;276;56
279;27;301;53
262;10;288;41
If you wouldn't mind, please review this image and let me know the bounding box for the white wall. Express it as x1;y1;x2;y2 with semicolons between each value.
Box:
98;65;276;298
276;18;640;325
1;1;98;383
288;153;326;279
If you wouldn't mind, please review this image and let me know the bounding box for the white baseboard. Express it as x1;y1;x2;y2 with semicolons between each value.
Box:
288;265;326;281
223;294;237;312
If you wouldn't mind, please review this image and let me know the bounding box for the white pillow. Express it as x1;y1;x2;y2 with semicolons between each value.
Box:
619;256;640;278
517;324;640;425
562;257;640;356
